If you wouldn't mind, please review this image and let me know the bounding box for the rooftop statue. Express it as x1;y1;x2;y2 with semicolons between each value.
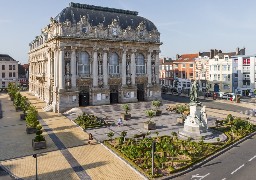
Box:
190;81;198;103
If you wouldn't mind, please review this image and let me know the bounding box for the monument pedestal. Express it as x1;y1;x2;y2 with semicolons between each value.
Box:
179;102;210;139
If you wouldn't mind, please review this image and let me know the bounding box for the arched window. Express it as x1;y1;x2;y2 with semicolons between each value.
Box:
78;52;90;76
109;53;119;74
136;53;145;74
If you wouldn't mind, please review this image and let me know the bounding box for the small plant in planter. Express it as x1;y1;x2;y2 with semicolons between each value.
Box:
14;92;22;111
152;100;162;116
144;109;156;130
20;96;30;120
32;124;46;150
121;104;131;120
107;131;115;142
7;83;18;101
25;106;39;134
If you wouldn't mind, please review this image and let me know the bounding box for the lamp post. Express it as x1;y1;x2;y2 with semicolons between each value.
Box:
33;154;38;180
152;140;156;176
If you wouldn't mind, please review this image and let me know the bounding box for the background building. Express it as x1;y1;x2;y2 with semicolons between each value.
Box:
159;57;174;86
28;3;162;113
207;48;245;93
235;55;256;96
0;54;18;90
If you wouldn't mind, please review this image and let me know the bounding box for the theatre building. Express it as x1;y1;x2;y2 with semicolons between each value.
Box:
28;3;162;113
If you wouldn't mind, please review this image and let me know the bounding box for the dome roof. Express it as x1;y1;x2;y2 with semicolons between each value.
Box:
54;2;158;31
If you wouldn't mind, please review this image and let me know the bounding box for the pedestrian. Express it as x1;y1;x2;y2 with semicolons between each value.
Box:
117;117;123;127
88;133;93;145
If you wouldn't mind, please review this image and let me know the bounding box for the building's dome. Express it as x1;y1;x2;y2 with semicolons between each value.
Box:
55;2;157;31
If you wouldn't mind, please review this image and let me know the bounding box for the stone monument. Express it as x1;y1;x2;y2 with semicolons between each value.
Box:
179;81;209;139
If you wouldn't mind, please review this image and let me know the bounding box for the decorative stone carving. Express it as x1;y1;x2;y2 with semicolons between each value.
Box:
77;78;92;86
108;78;121;85
136;76;148;84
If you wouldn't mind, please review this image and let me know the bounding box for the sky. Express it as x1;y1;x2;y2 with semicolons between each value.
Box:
1;0;256;64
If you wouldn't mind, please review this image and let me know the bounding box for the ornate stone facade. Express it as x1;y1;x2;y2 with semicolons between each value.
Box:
28;3;161;113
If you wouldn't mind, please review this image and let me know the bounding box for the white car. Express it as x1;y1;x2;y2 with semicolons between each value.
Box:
222;93;235;100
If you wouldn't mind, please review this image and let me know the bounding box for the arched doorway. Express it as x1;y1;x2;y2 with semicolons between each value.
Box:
79;90;89;106
137;84;144;101
110;85;118;104
214;84;219;92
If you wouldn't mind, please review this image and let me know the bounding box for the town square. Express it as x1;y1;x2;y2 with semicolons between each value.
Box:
1;1;256;180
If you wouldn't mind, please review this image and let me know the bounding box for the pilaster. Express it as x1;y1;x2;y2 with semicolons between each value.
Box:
93;47;98;87
71;46;77;88
103;48;108;86
131;49;136;85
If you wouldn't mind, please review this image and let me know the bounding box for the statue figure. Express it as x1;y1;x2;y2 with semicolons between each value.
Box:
200;106;208;129
190;81;198;103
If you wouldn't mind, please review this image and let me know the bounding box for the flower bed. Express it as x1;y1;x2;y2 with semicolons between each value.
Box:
74;113;107;129
104;114;256;178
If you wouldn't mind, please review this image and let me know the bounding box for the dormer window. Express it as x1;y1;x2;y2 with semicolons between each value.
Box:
82;27;87;33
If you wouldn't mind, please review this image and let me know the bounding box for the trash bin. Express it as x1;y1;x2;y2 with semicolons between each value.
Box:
236;94;240;103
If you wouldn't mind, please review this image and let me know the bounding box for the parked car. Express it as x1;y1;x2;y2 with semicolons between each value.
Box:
222;93;235;100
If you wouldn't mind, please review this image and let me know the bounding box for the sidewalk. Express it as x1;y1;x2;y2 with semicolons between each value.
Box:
0;92;144;180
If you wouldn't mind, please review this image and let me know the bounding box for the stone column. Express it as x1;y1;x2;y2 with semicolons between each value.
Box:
155;50;160;84
131;49;136;85
71;47;77;88
147;50;152;85
59;47;65;90
53;48;59;87
122;49;127;86
93;48;98;87
47;49;51;86
103;48;108;86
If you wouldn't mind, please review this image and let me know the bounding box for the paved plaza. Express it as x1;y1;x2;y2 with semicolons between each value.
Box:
65;101;219;142
0;92;256;180
0;92;144;180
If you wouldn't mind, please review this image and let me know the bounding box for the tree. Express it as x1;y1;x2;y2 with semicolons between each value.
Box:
122;104;130;115
107;131;115;141
145;110;155;122
25;106;39;128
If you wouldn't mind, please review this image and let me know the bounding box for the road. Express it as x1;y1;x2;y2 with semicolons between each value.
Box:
173;134;256;180
162;94;256;180
161;94;251;113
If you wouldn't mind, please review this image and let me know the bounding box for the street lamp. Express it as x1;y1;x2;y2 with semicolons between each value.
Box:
33;154;38;180
152;140;156;176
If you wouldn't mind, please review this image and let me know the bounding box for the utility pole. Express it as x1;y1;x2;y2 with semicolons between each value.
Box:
33;154;38;180
152;141;156;177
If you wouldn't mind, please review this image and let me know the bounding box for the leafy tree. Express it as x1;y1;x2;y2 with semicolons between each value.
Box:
107;131;114;141
34;124;45;142
25;106;39;128
122;104;130;114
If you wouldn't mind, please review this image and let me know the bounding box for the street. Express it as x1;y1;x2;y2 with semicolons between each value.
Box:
161;94;252;113
173;134;256;180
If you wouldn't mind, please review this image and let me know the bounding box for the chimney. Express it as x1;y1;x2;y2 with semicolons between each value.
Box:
210;49;214;58
176;54;180;60
236;47;240;55
241;47;245;55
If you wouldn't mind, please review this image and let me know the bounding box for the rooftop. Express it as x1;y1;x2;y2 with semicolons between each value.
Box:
0;54;16;61
174;54;198;63
54;2;157;31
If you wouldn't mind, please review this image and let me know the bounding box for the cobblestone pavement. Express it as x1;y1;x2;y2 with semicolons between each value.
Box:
0;92;144;180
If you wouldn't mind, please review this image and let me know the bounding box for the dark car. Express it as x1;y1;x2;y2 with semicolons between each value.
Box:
204;92;212;97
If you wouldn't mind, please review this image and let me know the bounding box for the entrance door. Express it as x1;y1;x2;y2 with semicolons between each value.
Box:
79;91;89;106
137;84;144;101
110;86;118;104
214;84;219;92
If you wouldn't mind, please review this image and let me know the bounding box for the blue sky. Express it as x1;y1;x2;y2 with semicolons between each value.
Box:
1;0;256;64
